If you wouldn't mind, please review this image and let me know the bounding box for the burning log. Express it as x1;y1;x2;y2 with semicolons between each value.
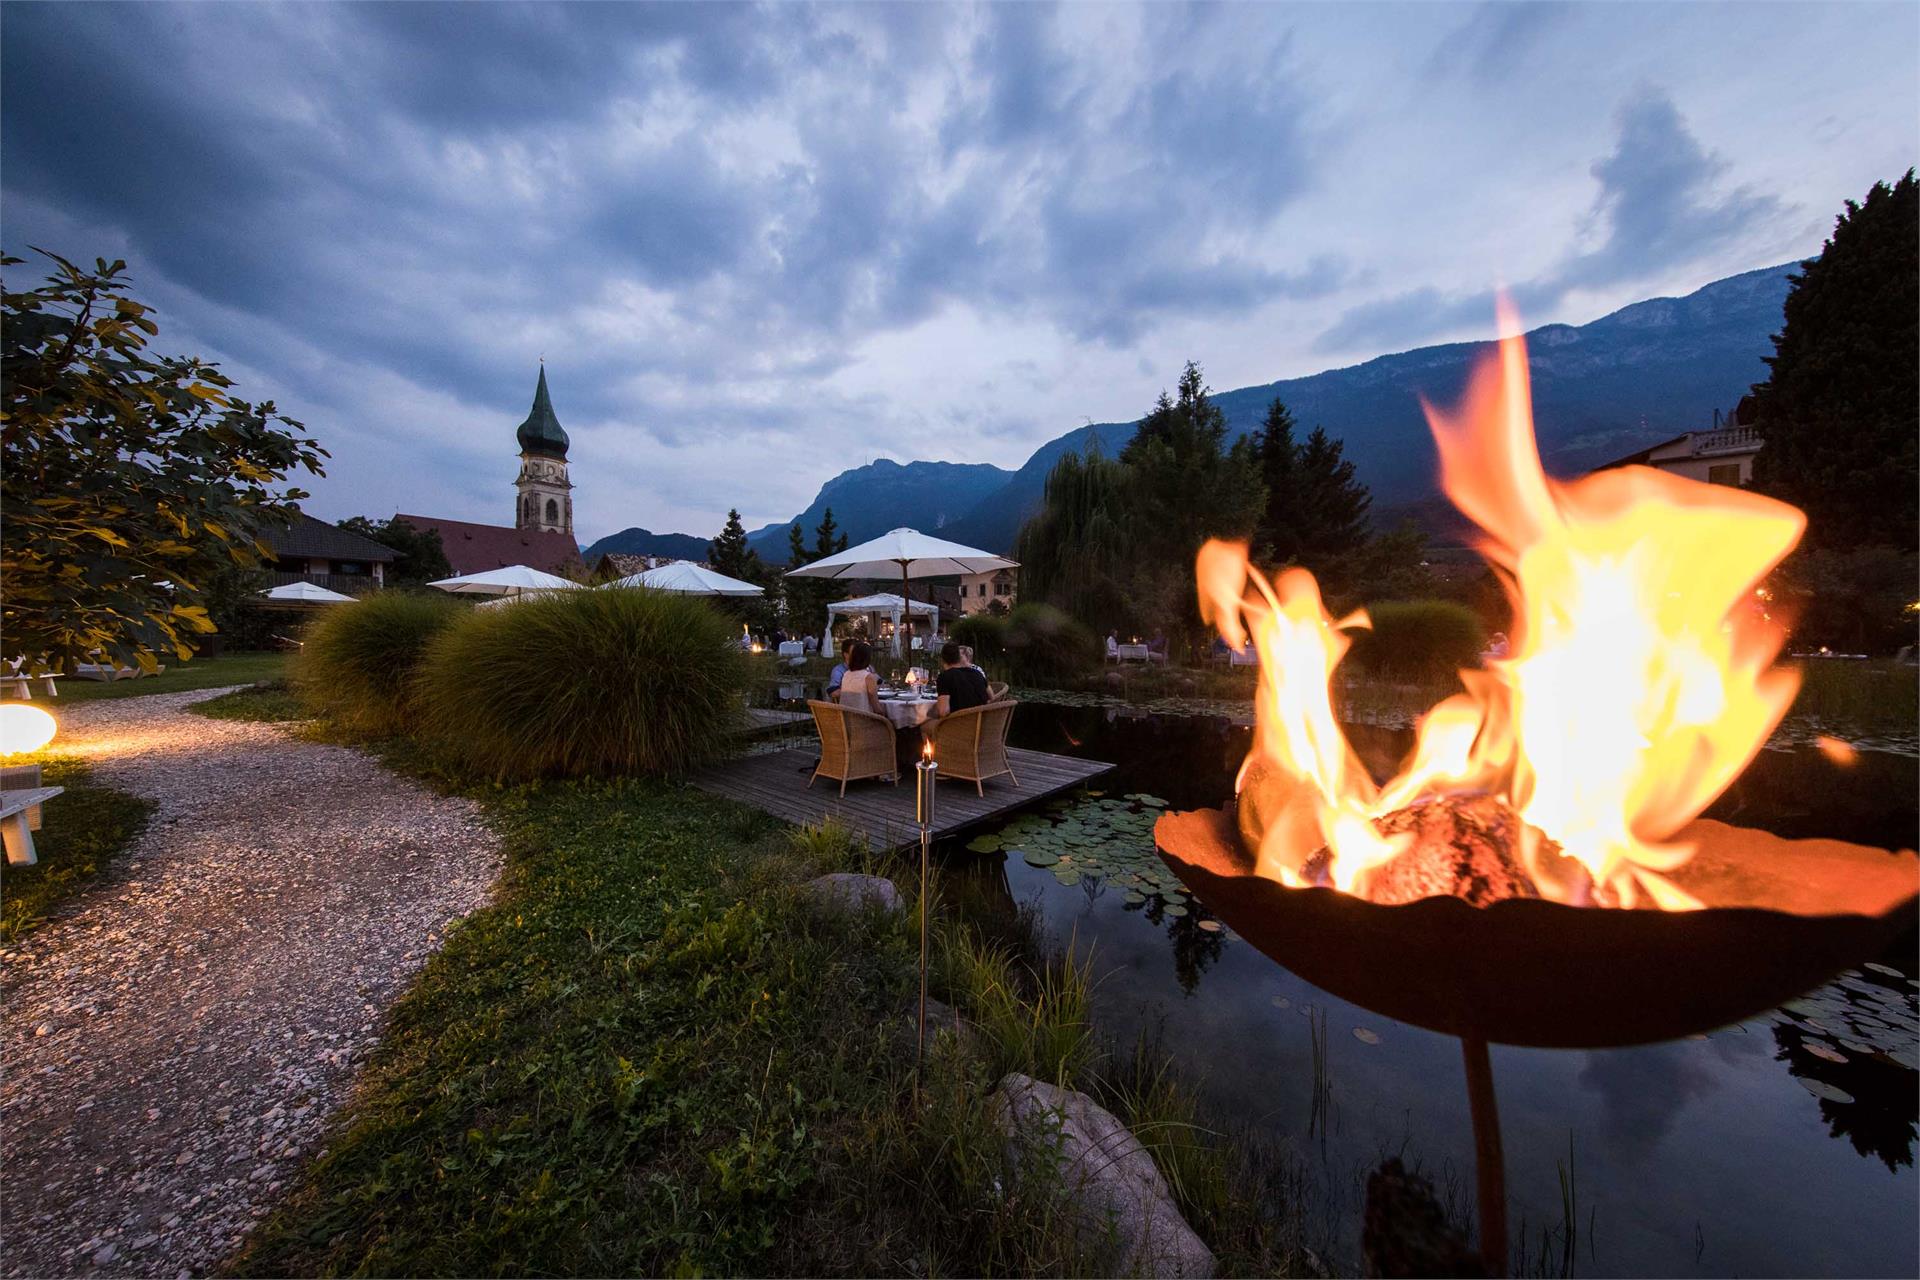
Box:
1333;795;1544;907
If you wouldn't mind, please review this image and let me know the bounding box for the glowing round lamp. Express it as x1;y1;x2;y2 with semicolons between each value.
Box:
0;703;57;757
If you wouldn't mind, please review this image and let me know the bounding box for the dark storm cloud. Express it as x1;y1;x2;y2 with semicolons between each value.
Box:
4;0;1877;537
1315;85;1784;354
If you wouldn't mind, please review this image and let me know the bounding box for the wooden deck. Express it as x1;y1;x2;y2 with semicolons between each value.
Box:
692;746;1113;850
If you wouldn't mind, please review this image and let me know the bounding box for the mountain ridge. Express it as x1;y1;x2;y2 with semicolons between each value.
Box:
596;263;1794;560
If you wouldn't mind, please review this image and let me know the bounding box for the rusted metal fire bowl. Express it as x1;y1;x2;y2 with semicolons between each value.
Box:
1155;805;1918;1049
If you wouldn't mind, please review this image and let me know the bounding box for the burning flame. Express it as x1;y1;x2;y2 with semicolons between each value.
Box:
1199;303;1805;909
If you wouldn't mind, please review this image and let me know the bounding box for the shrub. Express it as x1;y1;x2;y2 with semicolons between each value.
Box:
1000;603;1097;682
948;613;1008;665
1344;599;1486;682
293;592;462;735
416;586;749;780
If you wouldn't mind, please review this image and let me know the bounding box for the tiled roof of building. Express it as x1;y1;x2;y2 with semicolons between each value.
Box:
395;514;580;577
261;512;398;563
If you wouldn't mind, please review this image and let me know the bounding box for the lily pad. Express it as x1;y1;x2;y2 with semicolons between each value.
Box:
1163;903;1188;917
965;835;1003;853
1796;1078;1855;1104
1803;1042;1849;1064
1196;919;1222;933
1271;996;1291;1009
1353;1028;1381;1045
1865;962;1905;977
1124;892;1145;906
1022;850;1060;868
1054;869;1082;887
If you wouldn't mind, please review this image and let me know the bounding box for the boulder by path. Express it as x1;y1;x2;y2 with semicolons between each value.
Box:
0;689;501;1278
991;1072;1217;1279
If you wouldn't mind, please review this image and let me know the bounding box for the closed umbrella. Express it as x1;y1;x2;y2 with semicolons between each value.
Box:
607;561;764;596
786;528;1016;657
428;565;582;597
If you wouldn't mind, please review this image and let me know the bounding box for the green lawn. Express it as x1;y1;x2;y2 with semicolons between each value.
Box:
228;741;1306;1277
189;680;305;723
1;758;153;943
51;651;289;702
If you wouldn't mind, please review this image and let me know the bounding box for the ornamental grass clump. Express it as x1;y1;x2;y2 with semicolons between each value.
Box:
416;586;748;781
293;591;462;736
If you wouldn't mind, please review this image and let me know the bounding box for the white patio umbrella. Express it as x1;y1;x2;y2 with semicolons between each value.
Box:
260;581;357;603
606;560;764;596
427;565;582;597
786;527;1017;656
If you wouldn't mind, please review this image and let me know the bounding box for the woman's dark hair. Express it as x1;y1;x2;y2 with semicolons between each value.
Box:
848;641;872;671
841;636;857;657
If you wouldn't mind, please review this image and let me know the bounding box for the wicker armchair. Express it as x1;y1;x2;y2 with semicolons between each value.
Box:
926;700;1018;796
807;699;899;796
987;681;1010;702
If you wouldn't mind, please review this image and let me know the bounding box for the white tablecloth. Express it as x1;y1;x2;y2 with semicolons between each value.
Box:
876;695;936;728
1117;643;1150;662
778;641;804;658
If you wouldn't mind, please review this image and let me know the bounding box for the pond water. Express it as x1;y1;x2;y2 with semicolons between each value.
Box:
937;701;1919;1278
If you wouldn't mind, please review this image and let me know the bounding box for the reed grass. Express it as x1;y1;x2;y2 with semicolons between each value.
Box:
292;592;461;736
414;586;749;781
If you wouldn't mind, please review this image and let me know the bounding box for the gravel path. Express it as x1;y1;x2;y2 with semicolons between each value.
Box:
2;690;501;1278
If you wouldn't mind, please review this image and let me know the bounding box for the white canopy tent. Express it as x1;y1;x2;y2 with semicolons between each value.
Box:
428;565;582;597
821;594;940;657
786;527;1016;657
606;561;764;596
260;581;356;604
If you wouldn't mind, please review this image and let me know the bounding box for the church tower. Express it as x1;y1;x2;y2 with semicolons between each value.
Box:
513;365;572;536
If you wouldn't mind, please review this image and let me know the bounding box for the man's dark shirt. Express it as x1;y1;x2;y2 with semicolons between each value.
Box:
935;664;990;713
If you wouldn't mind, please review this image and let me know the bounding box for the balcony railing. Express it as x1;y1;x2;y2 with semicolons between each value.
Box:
1689;427;1761;458
266;571;383;596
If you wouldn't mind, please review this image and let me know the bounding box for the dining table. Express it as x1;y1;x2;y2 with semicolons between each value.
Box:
875;690;938;729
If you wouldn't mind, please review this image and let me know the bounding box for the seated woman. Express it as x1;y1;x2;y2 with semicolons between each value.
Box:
837;640;881;714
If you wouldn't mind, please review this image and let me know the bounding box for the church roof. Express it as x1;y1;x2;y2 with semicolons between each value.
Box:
515;366;569;458
395;514;580;577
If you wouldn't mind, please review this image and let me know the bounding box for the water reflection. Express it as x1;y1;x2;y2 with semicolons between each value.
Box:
949;702;1919;1277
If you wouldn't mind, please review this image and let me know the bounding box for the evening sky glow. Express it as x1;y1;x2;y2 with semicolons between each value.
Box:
3;0;1913;542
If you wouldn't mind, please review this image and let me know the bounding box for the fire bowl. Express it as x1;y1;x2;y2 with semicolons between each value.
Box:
1155;806;1917;1049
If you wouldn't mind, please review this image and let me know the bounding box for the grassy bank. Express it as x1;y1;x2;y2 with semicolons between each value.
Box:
225;722;1307;1277
1;758;153;943
52;650;289;703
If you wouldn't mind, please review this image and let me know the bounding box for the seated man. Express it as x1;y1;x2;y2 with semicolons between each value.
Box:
932;641;990;718
827;637;856;700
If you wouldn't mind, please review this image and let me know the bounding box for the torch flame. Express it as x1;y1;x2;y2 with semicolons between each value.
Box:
1200;308;1806;908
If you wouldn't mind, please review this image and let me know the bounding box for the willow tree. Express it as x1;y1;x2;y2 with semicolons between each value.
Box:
1019;362;1264;638
1015;435;1136;630
1;251;326;672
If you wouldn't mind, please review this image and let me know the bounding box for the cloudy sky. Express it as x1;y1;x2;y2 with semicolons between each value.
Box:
4;1;1914;544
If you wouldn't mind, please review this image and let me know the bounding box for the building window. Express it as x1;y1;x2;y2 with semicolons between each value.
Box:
1707;463;1742;486
995;581;1011;596
334;561;368;577
545;498;559;524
